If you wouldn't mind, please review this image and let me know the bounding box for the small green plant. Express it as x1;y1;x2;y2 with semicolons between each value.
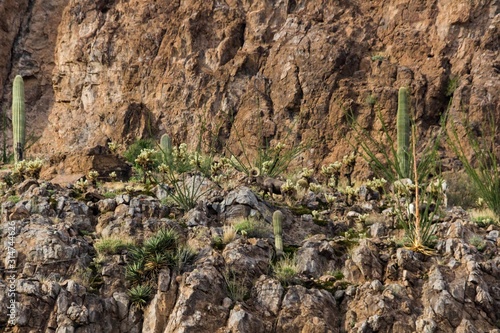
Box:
469;209;498;227
445;75;459;97
223;269;249;302
173;245;196;271
469;235;486;252
128;284;153;310
233;217;271;238
366;94;377;107
94;237;134;256
272;254;299;286
332;269;344;280
371;54;385;61
8;195;20;204
447;111;500;219
123;138;156;164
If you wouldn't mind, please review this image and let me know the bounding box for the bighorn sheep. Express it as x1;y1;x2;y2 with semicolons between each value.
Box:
247;168;284;198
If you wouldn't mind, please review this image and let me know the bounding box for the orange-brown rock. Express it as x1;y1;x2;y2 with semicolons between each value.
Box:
0;0;497;172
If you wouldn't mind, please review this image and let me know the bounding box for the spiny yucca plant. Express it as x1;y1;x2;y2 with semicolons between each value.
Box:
224;104;307;178
128;284;153;310
447;110;500;220
126;228;179;286
155;142;214;210
350;87;441;184
399;128;440;254
350;87;445;253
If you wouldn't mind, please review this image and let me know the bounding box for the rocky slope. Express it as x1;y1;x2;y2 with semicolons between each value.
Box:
0;0;498;166
0;176;499;333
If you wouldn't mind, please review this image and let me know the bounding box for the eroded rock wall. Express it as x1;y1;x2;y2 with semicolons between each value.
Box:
0;0;498;165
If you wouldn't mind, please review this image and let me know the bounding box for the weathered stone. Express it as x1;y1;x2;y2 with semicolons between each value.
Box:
276;286;338;333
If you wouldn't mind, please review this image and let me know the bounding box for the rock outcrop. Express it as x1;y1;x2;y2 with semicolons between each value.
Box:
0;178;499;332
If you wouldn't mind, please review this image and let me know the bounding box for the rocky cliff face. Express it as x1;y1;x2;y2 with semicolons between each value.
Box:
0;0;498;165
0;179;499;333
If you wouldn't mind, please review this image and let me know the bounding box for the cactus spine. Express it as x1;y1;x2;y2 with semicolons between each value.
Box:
273;210;284;258
396;87;410;178
12;75;25;163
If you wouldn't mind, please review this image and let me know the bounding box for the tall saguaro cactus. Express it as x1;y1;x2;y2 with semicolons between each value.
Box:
12;75;25;163
273;210;284;258
160;133;173;165
397;87;410;178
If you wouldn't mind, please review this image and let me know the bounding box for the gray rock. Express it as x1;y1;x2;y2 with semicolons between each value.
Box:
252;276;284;316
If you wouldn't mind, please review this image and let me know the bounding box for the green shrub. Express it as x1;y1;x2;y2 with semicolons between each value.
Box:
223;269;249;302
173;245;197;272
143;228;178;255
272;254;299;286
155;143;214;210
447;111;500;219
233;217;271;238
350;88;445;254
469;235;486;252
128;284;153;310
442;171;478;209
123;139;156;164
94;237;135;256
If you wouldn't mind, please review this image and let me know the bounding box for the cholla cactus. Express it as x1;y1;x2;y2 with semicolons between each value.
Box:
325;194;337;205
136;149;157;169
108;141;121;154
172;143;188;163
393;178;415;196
74;179;89;193
299;167;314;181
309;183;323;194
0;181;7;195
25;159;44;179
135;148;157;183
12;158;44;181
342;186;359;205
321;162;342;178
261;160;275;175
87;170;99;185
281;179;296;197
323;161;342;188
109;171;117;181
366;178;387;193
342;152;356;187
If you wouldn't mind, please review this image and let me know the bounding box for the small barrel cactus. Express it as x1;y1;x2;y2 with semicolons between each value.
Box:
273;210;284;258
